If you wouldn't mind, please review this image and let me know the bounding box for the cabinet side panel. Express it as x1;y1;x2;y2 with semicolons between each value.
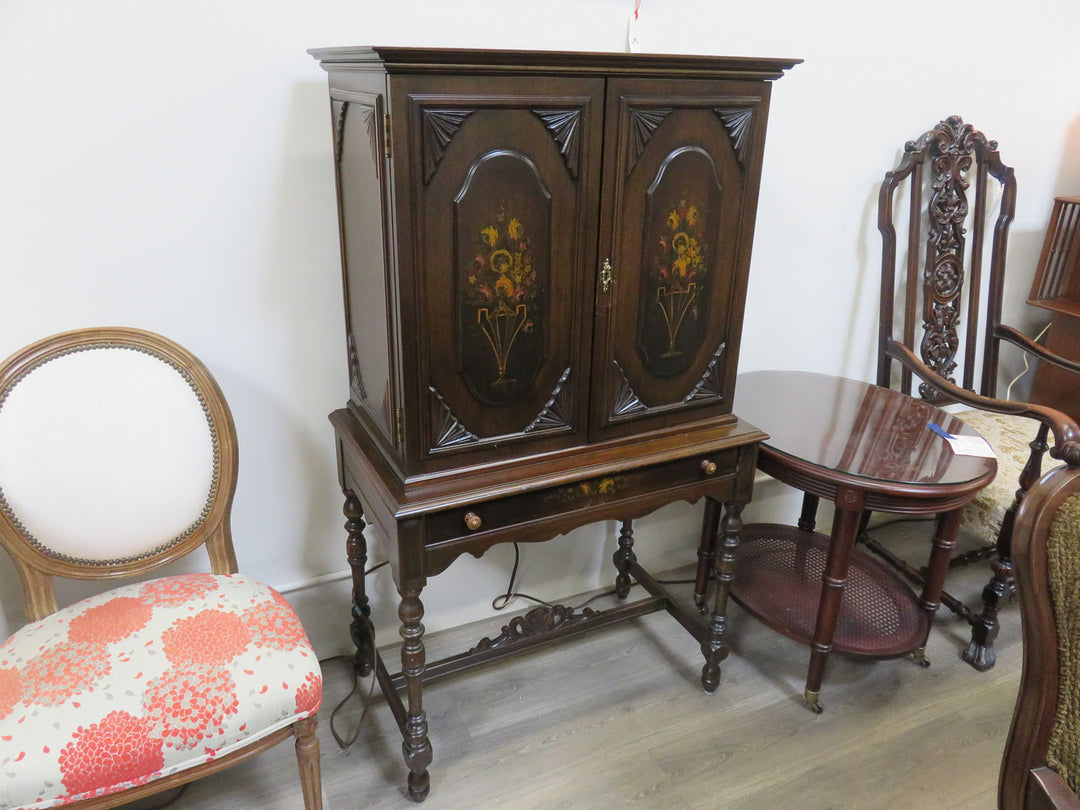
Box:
332;87;396;449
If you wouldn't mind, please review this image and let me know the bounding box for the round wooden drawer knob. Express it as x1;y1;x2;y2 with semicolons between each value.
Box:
700;459;717;476
464;512;483;531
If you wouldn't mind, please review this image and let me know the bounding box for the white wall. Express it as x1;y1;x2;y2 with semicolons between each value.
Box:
2;0;1078;655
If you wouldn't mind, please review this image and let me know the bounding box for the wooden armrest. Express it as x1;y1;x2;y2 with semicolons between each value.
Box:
997;324;1080;375
885;340;1080;464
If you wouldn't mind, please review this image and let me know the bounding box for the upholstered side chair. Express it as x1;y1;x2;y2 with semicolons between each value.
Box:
0;328;323;810
1000;456;1080;809
872;115;1080;671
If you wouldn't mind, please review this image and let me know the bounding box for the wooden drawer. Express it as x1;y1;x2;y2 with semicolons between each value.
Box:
423;446;741;550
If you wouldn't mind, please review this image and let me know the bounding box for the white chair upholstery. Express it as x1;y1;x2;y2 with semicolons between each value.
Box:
0;346;215;562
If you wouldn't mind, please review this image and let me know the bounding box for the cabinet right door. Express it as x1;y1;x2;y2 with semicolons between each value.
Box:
591;78;772;442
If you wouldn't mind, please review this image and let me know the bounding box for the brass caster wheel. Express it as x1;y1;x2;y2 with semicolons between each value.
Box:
908;647;931;669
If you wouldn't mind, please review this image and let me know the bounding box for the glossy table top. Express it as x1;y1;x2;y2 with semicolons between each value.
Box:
735;370;997;490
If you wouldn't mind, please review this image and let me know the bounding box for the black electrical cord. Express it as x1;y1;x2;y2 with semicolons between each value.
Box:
327;557;387;750
328;655;377;750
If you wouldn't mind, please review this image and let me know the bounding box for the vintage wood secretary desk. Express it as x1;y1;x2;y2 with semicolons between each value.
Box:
309;46;799;800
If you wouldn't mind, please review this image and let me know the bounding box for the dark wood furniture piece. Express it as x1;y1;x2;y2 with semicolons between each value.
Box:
727;370;996;712
1029;196;1080;420
874;117;1080;671
1000;456;1080;810
309;47;798;800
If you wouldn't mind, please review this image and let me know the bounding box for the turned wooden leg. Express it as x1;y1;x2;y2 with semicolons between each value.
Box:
344;492;375;677
293;715;324;810
694;498;722;610
964;424;1047;671
613;519;636;599
701;499;744;693
914;508;962;668
798;493;819;532
399;589;432;802
803;500;862;713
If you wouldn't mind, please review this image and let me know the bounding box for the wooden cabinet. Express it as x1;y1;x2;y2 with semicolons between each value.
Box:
314;47;796;473
310;46;798;801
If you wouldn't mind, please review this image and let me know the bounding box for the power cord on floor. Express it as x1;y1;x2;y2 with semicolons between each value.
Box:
328;541;699;750
327;656;377;750
491;542;623;612
491;542;704;610
327;557;387;751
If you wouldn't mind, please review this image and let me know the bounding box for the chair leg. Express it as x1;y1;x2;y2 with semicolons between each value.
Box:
962;526;1014;672
962;424;1048;671
294;715;323;810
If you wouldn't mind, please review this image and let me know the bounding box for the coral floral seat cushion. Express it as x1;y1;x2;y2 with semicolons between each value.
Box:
0;573;322;810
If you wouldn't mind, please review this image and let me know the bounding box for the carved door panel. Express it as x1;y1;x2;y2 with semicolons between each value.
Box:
399;77;604;464
591;79;767;441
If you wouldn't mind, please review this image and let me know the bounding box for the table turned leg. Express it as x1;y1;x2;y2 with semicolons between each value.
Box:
803;501;863;713
344;491;375;677
613;519;636;599
694;498;722;611
398;588;432;802
912;508;963;668
702;499;743;693
798;493;820;532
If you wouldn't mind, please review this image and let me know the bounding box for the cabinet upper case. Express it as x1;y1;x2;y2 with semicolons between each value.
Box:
310;47;799;479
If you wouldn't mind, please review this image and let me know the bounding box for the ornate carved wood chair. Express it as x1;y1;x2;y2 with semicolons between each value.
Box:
0;328;323;810
872;115;1080;671
1000;457;1080;809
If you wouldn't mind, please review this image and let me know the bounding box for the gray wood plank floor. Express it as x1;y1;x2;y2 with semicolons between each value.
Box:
168;519;1020;809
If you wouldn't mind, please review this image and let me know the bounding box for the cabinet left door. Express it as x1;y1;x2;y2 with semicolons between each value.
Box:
390;75;605;472
331;82;401;461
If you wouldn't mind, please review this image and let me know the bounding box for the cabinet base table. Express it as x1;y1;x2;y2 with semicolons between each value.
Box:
723;371;997;712
333;407;763;800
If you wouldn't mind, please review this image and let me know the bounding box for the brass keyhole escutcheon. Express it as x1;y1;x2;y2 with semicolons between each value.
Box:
464;512;482;531
600;258;613;292
700;459;717;476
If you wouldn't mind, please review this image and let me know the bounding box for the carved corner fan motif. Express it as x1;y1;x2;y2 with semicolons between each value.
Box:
422;108;475;183
684;342;726;402
609;341;726;421
333;100;381;182
523;368;571;432
611;362;647;418
626;105;756;173
346;334;366;398
627;107;673;172
332;100;349;166
431;386;478;449
533;109;582;179
430;368;572;451
715;107;754;168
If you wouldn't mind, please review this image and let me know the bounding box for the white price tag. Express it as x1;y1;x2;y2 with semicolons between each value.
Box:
927;421;996;458
946;434;997;458
627;13;641;52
